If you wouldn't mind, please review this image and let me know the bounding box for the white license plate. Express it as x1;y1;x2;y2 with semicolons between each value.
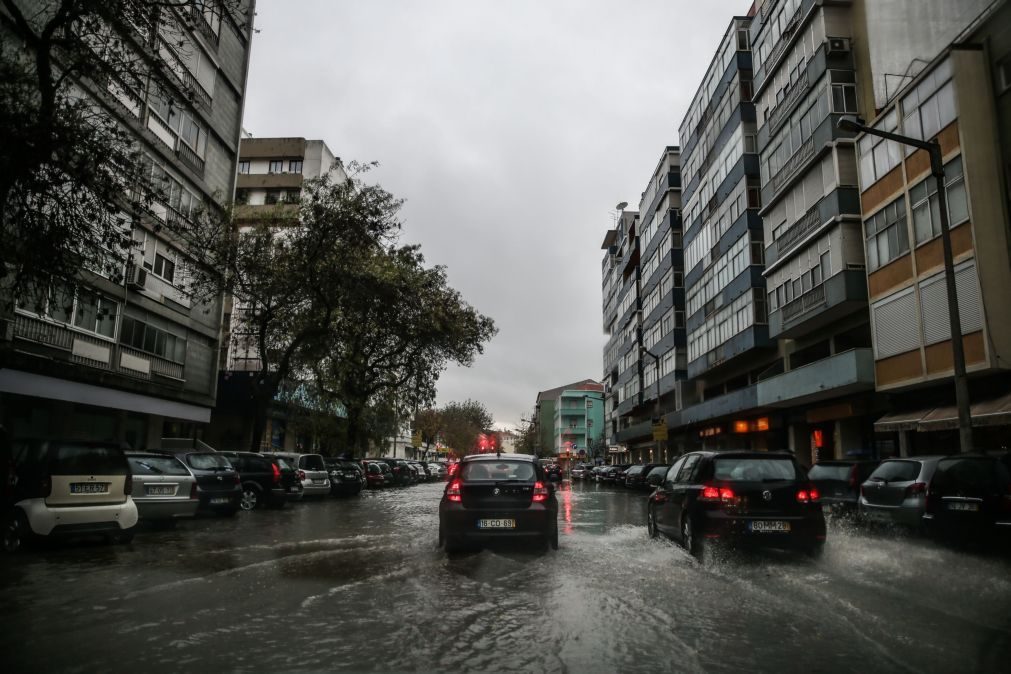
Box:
750;520;790;533
210;497;231;505
344;473;357;478
478;519;516;529
946;502;980;512
71;483;109;494
289;486;299;493
146;485;176;496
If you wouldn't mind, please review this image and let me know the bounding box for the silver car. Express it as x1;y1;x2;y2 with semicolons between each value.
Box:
126;452;199;523
858;456;943;528
270;452;330;497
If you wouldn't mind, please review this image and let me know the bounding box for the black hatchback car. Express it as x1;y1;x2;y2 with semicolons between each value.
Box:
439;453;558;553
924;453;1011;541
157;450;242;516
647;451;826;558
219;451;301;510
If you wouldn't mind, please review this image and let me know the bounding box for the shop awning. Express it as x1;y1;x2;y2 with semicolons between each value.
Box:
874;392;1011;433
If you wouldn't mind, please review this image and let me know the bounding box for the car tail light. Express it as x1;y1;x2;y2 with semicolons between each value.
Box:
446;479;462;502
448;463;459;477
41;477;52;498
124;475;133;496
298;470;306;481
393;467;400;473
532;481;549;503
699;484;736;503
906;482;927;496
796;486;820;503
848;466;858;489
271;463;281;485
190;482;198;499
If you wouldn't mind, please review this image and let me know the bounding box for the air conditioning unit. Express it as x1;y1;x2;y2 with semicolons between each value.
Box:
827;37;851;57
129;266;148;289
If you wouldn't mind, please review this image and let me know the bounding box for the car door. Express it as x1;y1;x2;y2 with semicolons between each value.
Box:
654;457;686;533
668;454;702;537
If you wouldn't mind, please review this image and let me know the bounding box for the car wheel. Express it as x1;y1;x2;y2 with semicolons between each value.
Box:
647;505;659;539
3;510;33;553
240;484;261;511
682;516;702;559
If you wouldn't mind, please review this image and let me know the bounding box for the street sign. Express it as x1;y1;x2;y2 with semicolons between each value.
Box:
652;420;668;441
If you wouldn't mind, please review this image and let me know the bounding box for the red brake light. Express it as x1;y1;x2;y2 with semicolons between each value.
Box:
298;469;306;480
532;481;549;503
809;487;820;501
699;485;736;503
124;474;133;496
271;462;281;485
797;486;820;503
446;479;462;502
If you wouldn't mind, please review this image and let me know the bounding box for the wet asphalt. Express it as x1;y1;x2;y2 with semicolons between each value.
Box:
1;479;1010;673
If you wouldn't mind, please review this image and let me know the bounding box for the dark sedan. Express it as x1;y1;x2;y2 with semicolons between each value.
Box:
220;451;301;510
647;451;826;558
439;453;558;553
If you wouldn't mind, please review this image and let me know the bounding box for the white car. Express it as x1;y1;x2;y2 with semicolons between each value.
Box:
427;463;447;479
5;440;138;551
269;452;331;497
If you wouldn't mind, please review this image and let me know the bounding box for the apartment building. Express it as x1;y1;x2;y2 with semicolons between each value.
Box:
552;389;605;459
205;137;346;452
856;0;1011;452
0;2;255;449
601;209;639;448
534;379;604;458
602;148;686;464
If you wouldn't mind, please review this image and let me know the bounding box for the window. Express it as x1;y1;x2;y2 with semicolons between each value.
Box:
197;0;222;36
910;157;969;245
820;251;831;281
673;272;684;288
831;84;858;113
120;316;186;362
268;160;283;173
265;191;282;205
238;161;250;174
19;285;118;339
901;60;955;149
153;252;176;284
675;310;685;329
288;160;303;173
864;197;909;271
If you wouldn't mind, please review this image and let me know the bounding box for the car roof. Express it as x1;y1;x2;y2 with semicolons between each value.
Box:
462;453;537;463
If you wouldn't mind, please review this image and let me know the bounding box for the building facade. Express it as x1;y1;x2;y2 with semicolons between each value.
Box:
0;2;256;449
552;389;605;458
534;379;604;459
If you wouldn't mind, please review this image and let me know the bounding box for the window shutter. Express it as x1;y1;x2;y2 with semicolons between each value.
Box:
873;288;919;358
919;262;982;344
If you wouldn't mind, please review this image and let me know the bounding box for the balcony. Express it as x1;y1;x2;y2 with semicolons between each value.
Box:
768;269;868;339
757;348;874;408
13;313;185;382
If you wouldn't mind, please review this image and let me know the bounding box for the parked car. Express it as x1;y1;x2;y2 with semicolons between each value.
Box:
570;463;594;480
544;463;562;482
602;465;627;482
425;462;447;480
363;461;390;488
924;453;1011;541
372;458;413;487
647;451;827;559
159;450;242;516
644;464;670;489
269;452;331;497
439;453;558;553
325;458;364;496
591;466;610;482
858;456;942;529
808;460;881;517
411;461;432;482
5;440;139;550
625;464;663;489
219;451;301;509
126;452;199;524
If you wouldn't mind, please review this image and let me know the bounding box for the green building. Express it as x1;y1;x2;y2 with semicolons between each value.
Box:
534;379;605;460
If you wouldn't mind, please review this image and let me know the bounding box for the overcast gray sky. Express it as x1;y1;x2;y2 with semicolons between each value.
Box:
241;0;746;430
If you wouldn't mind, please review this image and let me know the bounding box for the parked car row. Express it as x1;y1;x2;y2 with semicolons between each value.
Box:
2;436;449;553
361;458;448;488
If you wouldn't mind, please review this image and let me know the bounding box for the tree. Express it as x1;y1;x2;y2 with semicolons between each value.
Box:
413;407;443;456
183;167;402;452
311;244;497;456
0;0;247;309
515;418;537;455
439;400;493;458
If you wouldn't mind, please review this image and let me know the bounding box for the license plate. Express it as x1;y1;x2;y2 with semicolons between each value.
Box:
71;483;109;494
311;479;325;484
344;472;356;478
289;486;299;492
750;520;790;533
478;519;516;529
210;496;231;505
946;502;980;512
146;485;176;496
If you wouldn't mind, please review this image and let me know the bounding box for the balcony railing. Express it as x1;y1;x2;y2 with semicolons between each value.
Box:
771;203;821;260
176;142;205;176
766;70;810;137
770;137;815;195
781;282;826;321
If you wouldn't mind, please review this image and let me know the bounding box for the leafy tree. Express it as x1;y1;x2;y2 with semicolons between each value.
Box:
0;0;247;309
183;167;401;452
515;418;537;455
413;407;443;456
439;400;493;458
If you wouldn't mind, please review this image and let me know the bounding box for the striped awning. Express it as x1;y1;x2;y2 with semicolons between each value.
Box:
874;392;1011;433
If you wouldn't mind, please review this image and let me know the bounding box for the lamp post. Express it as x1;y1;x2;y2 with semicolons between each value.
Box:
837;115;973;453
641;346;662;462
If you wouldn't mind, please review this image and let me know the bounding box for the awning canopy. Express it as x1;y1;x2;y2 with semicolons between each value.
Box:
874;392;1011;433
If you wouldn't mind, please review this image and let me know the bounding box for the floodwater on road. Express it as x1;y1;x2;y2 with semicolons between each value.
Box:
2;480;1010;673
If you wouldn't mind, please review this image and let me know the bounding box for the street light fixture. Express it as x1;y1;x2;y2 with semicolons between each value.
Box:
837;115;973;453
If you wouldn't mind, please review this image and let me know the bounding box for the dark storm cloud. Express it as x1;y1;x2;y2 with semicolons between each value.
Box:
241;0;745;428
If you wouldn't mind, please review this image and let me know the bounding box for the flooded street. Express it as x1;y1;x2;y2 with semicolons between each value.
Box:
2;481;1010;673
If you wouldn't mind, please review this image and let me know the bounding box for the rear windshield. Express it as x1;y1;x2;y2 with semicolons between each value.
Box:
808;464;852;481
869;460;920;482
626;465;644;476
461;461;536;481
934;458;1008;490
647;466;668;479
713;457;797;482
186;453;232;471
52;445;128;475
275;457;294;471
128;455;190;476
299;455;326;471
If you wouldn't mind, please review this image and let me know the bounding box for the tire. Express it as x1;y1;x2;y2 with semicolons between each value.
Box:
3;510;33;553
240;484;261;511
682;515;702;559
647;505;659;539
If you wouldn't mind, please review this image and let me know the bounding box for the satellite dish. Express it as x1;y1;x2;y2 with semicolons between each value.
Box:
616;202;628;211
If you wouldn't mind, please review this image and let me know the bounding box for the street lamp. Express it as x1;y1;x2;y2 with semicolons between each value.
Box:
640;346;662;463
837;115;973;453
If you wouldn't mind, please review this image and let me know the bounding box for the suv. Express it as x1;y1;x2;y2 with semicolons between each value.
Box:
220;451;301;510
647;451;826;559
859;456;942;528
158;450;242;516
808;460;880;517
5;440;138;550
269;453;331;497
439;453;559;553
